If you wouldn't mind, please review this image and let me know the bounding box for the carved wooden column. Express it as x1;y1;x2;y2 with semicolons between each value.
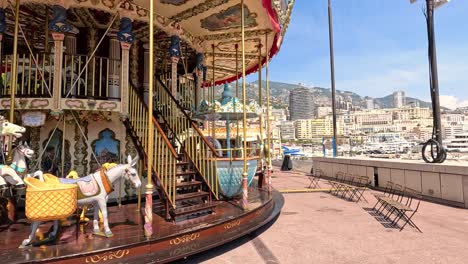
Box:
143;43;149;105
49;3;73;115
169;35;181;97
117;16;135;119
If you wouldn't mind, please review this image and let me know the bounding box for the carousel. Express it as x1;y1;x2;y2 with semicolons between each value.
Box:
0;0;294;263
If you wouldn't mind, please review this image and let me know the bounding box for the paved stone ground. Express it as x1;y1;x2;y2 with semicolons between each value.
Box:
175;167;468;264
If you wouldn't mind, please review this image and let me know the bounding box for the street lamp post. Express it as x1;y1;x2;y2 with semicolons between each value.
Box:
327;0;338;158
410;0;449;163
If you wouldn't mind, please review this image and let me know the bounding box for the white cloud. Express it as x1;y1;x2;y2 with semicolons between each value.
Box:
439;95;468;109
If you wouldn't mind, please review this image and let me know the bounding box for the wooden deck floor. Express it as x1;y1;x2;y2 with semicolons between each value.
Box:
0;187;280;263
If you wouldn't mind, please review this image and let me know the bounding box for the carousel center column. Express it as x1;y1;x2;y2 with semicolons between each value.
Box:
0;7;5;73
142;43;149;105
64;29;78;96
108;31;121;100
117;12;135;119
49;2;73;116
169;26;182;97
193;44;205;107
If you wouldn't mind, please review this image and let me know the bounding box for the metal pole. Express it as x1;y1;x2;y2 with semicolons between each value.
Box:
145;0;155;238
211;44;216;141
45;6;49;53
8;0;20;160
327;0;338;157
241;0;249;210
257;42;264;173
426;0;442;145
258;43;263;144
265;33;272;194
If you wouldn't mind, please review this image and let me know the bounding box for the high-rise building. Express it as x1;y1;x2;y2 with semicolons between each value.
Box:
279;121;296;140
289;87;314;120
393;91;406;108
366;98;375;110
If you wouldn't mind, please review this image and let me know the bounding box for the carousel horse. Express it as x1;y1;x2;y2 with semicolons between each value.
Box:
0;115;26;138
20;156;141;247
65;165;115;223
0;143;34;190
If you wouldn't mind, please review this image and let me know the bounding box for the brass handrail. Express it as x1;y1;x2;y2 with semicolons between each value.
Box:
128;84;177;208
155;76;218;199
157;76;221;157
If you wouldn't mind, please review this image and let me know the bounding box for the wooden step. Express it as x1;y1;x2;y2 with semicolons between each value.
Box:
176;162;190;167
176;171;196;176
176;180;202;188
172;202;216;217
176;191;209;201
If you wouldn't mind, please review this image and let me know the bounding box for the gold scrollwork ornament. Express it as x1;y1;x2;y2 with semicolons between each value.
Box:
85;249;130;263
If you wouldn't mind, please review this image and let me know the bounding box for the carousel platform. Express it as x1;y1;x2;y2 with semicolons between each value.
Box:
0;187;282;264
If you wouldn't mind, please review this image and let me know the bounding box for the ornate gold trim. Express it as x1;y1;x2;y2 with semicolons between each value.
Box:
223;219;241;230
169;232;201;245
85;249;130;263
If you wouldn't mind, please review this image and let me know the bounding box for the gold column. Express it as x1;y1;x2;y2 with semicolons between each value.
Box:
211;44;215;141
265;33;272;194
44;6;49;53
8;0;20;158
241;0;248;210
145;0;155;238
257;43;264;172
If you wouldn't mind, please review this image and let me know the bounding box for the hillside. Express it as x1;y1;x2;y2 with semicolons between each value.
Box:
212;81;432;110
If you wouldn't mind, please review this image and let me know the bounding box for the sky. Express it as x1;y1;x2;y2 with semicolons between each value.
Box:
256;0;468;109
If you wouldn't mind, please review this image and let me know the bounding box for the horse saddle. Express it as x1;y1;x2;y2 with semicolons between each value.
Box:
60;175;100;198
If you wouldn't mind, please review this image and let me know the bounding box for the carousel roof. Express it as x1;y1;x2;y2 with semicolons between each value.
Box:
4;0;294;85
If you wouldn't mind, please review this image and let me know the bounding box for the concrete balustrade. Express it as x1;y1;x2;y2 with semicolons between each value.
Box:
312;157;468;208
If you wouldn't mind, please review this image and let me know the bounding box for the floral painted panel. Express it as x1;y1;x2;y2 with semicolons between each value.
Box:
201;4;257;31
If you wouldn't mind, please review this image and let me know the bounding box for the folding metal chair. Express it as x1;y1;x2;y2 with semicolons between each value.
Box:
350;176;369;203
328;171;344;194
372;181;394;209
392;188;422;232
308;168;322;189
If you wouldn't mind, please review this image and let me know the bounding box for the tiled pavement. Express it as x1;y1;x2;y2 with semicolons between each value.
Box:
175;167;468;264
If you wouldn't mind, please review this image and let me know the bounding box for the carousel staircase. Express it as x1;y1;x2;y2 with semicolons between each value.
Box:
125;84;219;221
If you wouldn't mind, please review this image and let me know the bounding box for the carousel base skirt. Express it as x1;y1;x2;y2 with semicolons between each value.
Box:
0;187;283;264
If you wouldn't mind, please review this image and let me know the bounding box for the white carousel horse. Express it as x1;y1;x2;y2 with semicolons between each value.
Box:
20;155;141;247
0;115;26;138
0;143;34;190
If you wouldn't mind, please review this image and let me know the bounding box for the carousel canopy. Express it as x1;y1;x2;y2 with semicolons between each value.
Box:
2;0;294;84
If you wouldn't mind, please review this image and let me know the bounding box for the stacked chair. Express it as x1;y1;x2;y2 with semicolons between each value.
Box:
328;171;369;203
372;181;422;232
307;168;323;189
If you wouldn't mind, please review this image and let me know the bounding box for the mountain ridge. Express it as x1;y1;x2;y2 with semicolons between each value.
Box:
242;80;432;109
